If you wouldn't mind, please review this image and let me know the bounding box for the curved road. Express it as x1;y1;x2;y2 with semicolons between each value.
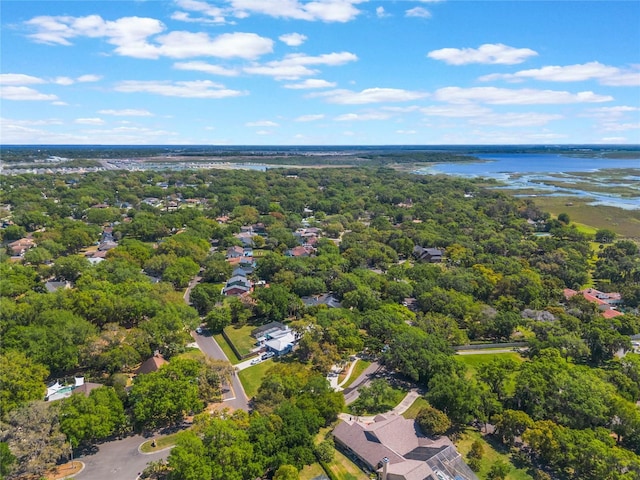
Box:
74;435;170;480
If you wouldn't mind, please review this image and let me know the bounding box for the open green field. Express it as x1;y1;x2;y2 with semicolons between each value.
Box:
456;352;523;374
530;196;640;239
237;359;273;398
456;428;533;480
222;324;257;357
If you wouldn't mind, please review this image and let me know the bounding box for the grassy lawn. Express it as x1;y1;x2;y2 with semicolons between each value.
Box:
456;352;524;375
223;324;257;357
346;382;407;416
299;463;328;480
456;428;533;480
339;360;371;389
401;396;430;420
324;449;370;480
139;431;183;453
531;196;640;239
237;359;274;398
214;333;242;364
456;352;524;396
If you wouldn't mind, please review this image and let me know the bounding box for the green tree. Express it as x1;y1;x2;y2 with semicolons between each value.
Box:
273;464;299;480
595;228;617;243
492;409;534;447
416;404;451;436
487;460;510;480
0;350;48;416
0;442;16;479
59;387;126;448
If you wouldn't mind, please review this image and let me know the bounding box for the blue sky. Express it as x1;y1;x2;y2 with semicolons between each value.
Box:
1;0;639;145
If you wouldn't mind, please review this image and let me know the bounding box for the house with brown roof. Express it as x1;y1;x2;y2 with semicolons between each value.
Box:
136;352;168;375
333;414;477;480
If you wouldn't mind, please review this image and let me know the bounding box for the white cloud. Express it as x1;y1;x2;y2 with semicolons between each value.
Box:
246;120;279;127
295;114;325;122
582;105;640;119
376;7;388;18
396;129;417;134
255;130;273;135
478;61;640;86
98;109;154;116
428;43;538;65
420;105;491;117
25;14;273;60
601;122;640;132
334;112;391;121
433;86;612;104
0;73;46;85
244;51;357;80
154;31;273;59
313;87;429;104
173;61;240;76
600;137;628;143
54;76;75;86
114;80;246;98
172;0;228;23
284;78;336;89
279;33;307;46
0;86;58;101
405;7;432;18
77;74;102;82
75;117;105;125
469;112;563;127
229;0;365;22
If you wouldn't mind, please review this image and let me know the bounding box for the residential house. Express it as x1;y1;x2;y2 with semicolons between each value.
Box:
46;377;102;402
563;288;625;319
226;246;244;259
136;352;168;375
412;246;444;263
45;280;71;293
222;274;253;296
8;237;36;257
333;414;477;480
301;293;342;309
287;245;315;258
252;322;297;356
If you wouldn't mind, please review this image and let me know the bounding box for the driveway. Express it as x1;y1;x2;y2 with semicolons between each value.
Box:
74;435;170;480
192;330;249;411
341;361;382;405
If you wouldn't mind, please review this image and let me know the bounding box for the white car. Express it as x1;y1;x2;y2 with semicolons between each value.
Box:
250;358;262;365
195;327;203;334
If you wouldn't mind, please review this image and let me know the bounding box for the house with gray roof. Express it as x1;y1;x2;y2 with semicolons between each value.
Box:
333;414;477;480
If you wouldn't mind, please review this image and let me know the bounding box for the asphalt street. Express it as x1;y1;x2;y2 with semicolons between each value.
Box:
192;330;250;411
74;435;171;480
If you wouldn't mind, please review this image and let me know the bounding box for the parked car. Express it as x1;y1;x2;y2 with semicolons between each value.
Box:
261;351;275;360
251;358;262;365
195;327;203;334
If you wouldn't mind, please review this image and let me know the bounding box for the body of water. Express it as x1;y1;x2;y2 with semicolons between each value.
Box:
416;154;640;210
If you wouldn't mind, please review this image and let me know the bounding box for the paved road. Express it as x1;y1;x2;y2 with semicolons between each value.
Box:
192;330;249;411
75;435;170;480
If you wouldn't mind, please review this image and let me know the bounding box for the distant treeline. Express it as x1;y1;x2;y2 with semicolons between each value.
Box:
1;144;638;163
